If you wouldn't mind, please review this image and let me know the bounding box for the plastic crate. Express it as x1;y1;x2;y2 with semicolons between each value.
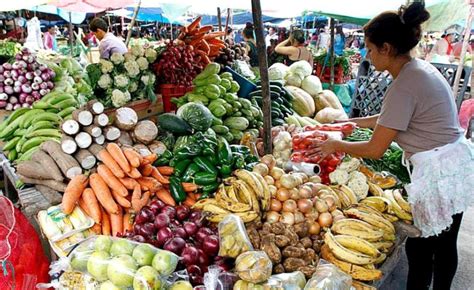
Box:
314;64;351;84
159;84;193;112
223;66;257;98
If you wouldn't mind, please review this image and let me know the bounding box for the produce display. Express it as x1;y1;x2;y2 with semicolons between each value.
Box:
86;46;157;108
0;40;21;59
214;42;247;70
0;48;55;110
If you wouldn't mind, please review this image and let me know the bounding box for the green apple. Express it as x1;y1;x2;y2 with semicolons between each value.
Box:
151;250;178;276
132;244;156;266
133;266;162;290
109;239;136;256
169;281;193;290
107;254;138;287
87;251;110;282
95;236;113;252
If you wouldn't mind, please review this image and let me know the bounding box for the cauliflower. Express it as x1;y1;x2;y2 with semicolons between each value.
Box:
98;74;112;89
288;60;313;79
124;61;140;78
347;171;369;200
111;89;131;107
131;45;145;57
268;63;289;80
338;158;361;173
110;52;124;65
141;73;155;86
136;57;149;71
129;81;138;93
99;59;113;74
329;169;350;185
145;48;157;63
114;74;129;88
124;52;136;62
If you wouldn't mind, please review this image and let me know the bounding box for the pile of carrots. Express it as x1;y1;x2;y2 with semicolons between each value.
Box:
61;143;199;237
177;16;226;59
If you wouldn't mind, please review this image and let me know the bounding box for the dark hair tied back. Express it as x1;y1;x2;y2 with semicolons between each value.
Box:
364;2;430;55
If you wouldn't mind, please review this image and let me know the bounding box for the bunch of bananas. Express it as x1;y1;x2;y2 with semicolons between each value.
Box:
192;169;270;223
359;188;412;222
0;92;78;161
330;184;359;208
321;204;399;281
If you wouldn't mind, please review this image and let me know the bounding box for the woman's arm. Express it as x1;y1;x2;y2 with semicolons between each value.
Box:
345;114;380;129
315;124;398;159
275;39;297;56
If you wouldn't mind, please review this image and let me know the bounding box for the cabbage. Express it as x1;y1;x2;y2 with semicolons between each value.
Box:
301;75;323;97
268;63;289;80
288;60;313;79
284;72;303;87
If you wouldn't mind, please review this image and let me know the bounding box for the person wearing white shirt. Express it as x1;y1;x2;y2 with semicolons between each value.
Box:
317;28;330;50
265;27;278;47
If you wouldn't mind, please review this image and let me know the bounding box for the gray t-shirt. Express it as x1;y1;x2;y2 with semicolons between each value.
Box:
377;58;463;155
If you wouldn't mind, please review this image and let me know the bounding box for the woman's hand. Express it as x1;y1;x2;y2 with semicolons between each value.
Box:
310;138;339;161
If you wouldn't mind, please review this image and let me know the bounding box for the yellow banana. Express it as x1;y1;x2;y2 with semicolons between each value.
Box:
384;190;413;221
324;230;378;265
374;253;387;264
234;169;263;197
360;196;391;213
344;208;395;234
192;198;219;210
203;204;230;215
208;211;258;223
382;213;399;223
393;189;411;213
368;181;384;197
340;184;358;204
332;218;379;233
217;199;252;213
321;245;383;281
225;184;242;203
250;171;270;211
215;184;232;204
371;241;394;252
234;180;260;213
334;234;381;257
332;187;352;208
331;226;384;242
319;191;342;208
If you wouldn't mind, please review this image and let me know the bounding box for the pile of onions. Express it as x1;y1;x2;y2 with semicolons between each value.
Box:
0;48;55;110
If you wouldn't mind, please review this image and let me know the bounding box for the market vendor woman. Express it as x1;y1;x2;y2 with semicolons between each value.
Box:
311;3;473;290
89;17;128;59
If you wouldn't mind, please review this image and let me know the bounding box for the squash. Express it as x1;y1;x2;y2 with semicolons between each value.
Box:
315;107;347;123
286;86;315;117
316;90;344;112
176;102;213;132
157;113;193;135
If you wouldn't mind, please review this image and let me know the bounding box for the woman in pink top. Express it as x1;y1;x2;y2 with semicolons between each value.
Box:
43;26;57;51
312;3;473;290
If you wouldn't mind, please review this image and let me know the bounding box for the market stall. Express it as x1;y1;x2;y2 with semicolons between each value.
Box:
0;0;471;289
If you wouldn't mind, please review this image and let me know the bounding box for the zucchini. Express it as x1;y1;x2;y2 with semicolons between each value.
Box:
272;118;285;126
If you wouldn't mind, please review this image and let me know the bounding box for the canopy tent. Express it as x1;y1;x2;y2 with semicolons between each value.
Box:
0;0;49;12
120;7;182;24
47;0;134;13
200;11;284;26
30;5;87;24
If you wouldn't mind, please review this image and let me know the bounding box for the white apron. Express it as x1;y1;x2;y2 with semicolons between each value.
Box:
403;136;474;237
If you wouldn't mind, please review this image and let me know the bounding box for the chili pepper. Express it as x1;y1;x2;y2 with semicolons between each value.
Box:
169;176;186;202
202;183;219;196
181;163;200;182
194;172;218;185
194;156;218;175
154;157;170;166
174;144;201;161
220;164;233;177
232;153;246;169
174;159;193;177
207;154;219;166
217;137;233;165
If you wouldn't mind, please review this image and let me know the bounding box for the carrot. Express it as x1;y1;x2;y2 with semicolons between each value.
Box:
137;177;162;192
127;167;142;179
111;189;132;208
62;175;89;214
123;212;133;233
204;31;225;39
119;177;138;190
183;196;196;207
207;38;225;45
89;173;119;214
97;164;128;197
106;143;131;173
141;154;158;166
151;167;170;185
99;150;125;178
189;34;205;46
187;16;202;32
91;223;102;234
110;207;123;237
78;197;92;217
194;193;202;200
196;50;210;64
197;25;213;34
157;166;174;176
155;188;176;206
131;185;151;212
123;148;141;168
82;188;102;224
140;164;154;177
198;39;210;54
101;207;111;236
182;182;199;193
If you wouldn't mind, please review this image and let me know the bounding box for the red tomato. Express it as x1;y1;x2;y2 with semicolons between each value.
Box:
291;152;304;162
310;155;322;163
328;156;340;167
319;159;328;167
326;166;336;173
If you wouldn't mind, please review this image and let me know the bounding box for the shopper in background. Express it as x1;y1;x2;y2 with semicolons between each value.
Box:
452;39;472;62
334;25;345;55
275;29;313;67
310;3;473;290
427;28;458;63
242;22;258;67
309;32;318;46
265;26;278;47
89;17;128;59
225;27;235;46
316;27;330;50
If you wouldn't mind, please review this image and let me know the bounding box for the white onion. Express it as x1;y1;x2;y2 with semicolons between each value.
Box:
281;212;295;225
266;211;281;224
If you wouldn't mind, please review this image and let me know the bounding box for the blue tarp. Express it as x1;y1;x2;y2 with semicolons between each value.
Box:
30;5;87;24
201;12;285;26
124;7;181;24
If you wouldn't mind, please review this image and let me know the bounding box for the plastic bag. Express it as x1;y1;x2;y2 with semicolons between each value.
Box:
304;259;353;290
218;215;254;258
267;271;307;289
0;196;50;289
67;235;178;289
235;251;273;284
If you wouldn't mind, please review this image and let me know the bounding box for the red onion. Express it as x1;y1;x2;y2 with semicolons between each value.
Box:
202;235;219;256
175;205;190;221
161;206;177;220
153;213;170;230
156;227;173;246
181;246;199;266
196;227;213;243
183;221;198;236
164;237;186;255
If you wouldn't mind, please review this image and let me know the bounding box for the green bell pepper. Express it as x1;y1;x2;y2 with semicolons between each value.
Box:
204;84;221;100
244;162;259;171
174;143;201;161
217;137;233;165
202;143;216;156
161;150;173;160
194;172;218;186
154;157;170;166
182;163;200;182
232;152;246;169
169;177;186;202
174;159;193;177
245;154;259;164
220;72;233;80
202;183;219;196
230;145;251;155
220;164;233;177
194;156;218;175
207;154;219;165
230;81;240;93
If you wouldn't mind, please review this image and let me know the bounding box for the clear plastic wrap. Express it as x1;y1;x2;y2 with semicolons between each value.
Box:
267;271;307;289
303;259;353;290
235;251;273;284
66;235;179;289
218;214;254;258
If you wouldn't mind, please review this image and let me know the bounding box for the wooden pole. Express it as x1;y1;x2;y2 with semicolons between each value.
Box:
217;7;222;32
126;0;141;46
452;5;473;97
69;12;74;56
251;0;272;154
329;18;335;89
224;8;231;40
